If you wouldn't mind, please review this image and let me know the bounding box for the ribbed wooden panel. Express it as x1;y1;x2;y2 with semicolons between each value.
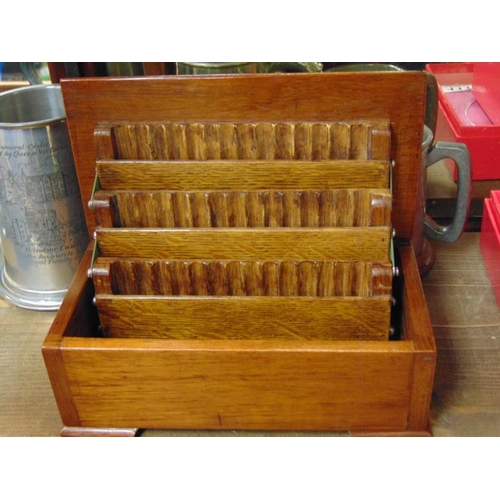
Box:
91;258;393;297
109;121;391;161
91;189;392;228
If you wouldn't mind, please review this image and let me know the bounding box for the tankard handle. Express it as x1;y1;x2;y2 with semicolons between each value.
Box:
424;141;472;243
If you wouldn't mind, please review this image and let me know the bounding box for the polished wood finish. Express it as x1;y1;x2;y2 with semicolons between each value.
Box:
96;295;392;341
41;72;434;435
107;120;391;161
91;258;394;297
90;188;392;228
42;243;434;432
95;226;391;261
5;233;495;437
60;73;426;238
96;159;391;191
61;426;139;437
90;96;394;343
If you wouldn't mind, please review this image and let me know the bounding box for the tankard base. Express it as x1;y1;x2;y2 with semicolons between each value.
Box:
0;266;65;311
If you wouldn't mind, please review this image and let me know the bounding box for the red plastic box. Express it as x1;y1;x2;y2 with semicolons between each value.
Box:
480;190;500;309
426;63;500;181
473;62;500;125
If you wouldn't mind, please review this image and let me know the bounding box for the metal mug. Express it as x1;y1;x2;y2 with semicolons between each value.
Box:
414;125;472;274
257;62;323;73
176;62;323;75
0;84;89;310
177;62;259;75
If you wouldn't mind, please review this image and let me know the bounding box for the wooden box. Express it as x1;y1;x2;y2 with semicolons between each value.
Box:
42;73;436;436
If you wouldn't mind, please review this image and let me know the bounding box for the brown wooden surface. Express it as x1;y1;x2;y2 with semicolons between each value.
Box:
91;188;392;228
91;258;393;297
106;120;391;161
89;109;394;344
60;73;426;239
37;241;430;433
399;244;437;430
60;426;139;437
95;227;391;261
58;338;414;432
3;72;495;436
2;234;499;435
96;295;392;341
96;160;391;191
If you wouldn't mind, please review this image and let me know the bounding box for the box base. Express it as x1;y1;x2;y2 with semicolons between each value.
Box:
43;243;436;435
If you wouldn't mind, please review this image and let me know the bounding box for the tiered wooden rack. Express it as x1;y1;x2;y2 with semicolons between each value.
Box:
43;73;436;436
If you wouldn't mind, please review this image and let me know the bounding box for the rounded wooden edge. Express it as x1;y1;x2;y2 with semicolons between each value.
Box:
61;427;139;437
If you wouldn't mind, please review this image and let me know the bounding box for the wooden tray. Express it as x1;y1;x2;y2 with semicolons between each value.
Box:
42;72;436;436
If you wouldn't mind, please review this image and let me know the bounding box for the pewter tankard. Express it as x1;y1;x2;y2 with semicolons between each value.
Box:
0;84;89;310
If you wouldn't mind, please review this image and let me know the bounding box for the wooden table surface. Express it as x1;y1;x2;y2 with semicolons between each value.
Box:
1;232;499;437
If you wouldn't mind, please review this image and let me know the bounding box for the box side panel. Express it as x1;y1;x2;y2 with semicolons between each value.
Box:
61;343;414;432
399;244;436;430
42;247;98;427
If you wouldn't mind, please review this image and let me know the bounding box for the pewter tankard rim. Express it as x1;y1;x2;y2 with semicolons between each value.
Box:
0;84;66;129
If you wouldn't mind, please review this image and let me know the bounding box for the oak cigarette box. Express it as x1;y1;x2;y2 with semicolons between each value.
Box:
43;73;436;436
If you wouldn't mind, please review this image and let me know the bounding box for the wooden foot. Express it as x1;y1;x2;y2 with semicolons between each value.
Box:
61;426;139;437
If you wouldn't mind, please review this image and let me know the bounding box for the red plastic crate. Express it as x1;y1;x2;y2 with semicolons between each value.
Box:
492;190;500;226
473;62;500;125
426;63;500;181
480;191;500;309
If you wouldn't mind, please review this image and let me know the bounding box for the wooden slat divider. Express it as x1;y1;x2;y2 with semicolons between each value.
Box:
95;294;392;341
96;159;391;191
95;227;392;261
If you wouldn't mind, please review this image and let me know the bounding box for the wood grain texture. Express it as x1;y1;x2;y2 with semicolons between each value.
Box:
58;333;414;431
61;426;139;437
15;235;497;436
96;295;392;340
95;227;392;261
91;189;392;228
60;73;426;238
91;258;394;297
40;241;437;433
108;120;391;161
41;248;98;428
399;244;436;430
39;72;436;434
96;159;391;191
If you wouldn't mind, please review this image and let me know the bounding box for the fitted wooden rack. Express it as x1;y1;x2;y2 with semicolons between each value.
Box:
88;119;395;342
